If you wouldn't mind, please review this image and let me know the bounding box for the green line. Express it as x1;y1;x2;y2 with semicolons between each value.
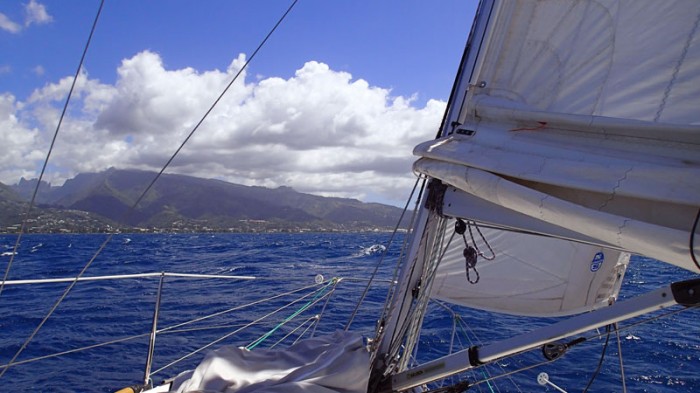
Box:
246;278;337;350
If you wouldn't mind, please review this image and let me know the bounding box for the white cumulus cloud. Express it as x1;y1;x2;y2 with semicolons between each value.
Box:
24;0;52;27
4;51;445;205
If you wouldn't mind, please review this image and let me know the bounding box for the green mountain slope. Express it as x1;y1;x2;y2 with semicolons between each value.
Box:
6;169;408;232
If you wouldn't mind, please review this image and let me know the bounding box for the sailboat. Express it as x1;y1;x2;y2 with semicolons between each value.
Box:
2;0;699;392
143;1;700;391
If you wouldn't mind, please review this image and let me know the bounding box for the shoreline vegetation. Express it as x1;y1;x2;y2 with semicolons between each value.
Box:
1;208;404;234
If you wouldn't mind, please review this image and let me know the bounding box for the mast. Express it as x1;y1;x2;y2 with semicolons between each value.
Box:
369;0;498;387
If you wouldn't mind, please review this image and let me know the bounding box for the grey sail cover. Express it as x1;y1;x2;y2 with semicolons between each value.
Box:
170;331;369;393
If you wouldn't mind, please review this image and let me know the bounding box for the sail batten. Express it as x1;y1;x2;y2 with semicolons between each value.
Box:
471;96;700;144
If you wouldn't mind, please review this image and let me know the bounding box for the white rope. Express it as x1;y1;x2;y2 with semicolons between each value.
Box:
157;281;321;334
1;272;255;286
271;315;319;349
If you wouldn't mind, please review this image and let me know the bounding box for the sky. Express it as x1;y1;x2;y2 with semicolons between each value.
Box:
1;0;478;206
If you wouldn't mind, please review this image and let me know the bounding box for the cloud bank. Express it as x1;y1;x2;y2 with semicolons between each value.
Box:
1;51;445;205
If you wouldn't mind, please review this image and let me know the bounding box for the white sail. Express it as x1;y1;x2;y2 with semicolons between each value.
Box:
430;218;629;317
413;0;700;274
374;3;700;387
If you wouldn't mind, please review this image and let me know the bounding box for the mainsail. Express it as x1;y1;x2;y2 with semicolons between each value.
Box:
413;0;700;273
373;0;700;389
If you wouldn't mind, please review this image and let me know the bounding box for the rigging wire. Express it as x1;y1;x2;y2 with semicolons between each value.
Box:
0;279;333;372
0;0;299;380
450;308;521;392
469;357;559;391
125;0;300;222
377;176;426;324
151;282;334;377
311;278;339;338
0;0;106;379
392;216;453;371
0;332;148;370
271;315;319;348
158;281;322;335
246;278;338;350
378;176;427;322
345;176;422;331
432;300;514;393
417;303;699;392
385;219;443;365
367;175;427;371
0;0;105;301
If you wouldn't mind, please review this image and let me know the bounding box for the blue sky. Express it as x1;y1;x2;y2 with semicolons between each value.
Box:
1;0;477;206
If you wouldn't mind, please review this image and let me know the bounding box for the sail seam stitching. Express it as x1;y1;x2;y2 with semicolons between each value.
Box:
654;8;700;122
538;195;549;220
599;167;632;211
617;219;629;247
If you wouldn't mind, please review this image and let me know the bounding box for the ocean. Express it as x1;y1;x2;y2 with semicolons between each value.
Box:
1;233;698;392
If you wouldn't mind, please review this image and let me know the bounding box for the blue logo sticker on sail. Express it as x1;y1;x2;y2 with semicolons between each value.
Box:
590;252;604;272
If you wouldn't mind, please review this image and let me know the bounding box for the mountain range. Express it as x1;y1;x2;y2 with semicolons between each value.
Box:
1;169;408;233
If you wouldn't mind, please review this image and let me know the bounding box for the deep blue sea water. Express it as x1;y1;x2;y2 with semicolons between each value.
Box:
0;233;698;392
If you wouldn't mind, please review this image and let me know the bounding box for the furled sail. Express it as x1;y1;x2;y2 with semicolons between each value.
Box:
413;0;700;274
